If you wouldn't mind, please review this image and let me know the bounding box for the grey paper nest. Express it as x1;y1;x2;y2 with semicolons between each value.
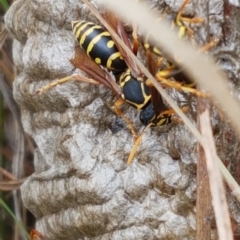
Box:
5;0;240;239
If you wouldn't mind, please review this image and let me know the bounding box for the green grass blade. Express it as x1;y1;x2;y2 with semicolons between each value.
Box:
0;0;9;10
0;198;30;240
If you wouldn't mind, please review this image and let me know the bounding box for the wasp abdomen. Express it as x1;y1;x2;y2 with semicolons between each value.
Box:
72;21;127;72
119;70;151;110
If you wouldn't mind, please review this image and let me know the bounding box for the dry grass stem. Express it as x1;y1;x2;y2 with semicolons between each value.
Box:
0;167;17;180
200;109;233;240
196;140;211;239
0;179;25;191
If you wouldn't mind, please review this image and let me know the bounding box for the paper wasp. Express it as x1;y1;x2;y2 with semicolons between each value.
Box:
143;0;218;97
69;11;175;164
35;0;208;164
71;18;173;128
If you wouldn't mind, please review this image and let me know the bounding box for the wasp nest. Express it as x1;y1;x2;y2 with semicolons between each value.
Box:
6;0;240;239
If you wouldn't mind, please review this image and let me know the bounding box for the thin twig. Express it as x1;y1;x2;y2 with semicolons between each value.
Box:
0;167;17;180
200;110;233;240
0;179;25;191
196;141;212;239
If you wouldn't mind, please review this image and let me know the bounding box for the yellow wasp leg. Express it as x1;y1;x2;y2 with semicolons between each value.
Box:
176;0;191;23
114;98;138;141
175;0;205;38
72;75;101;85
33;76;72;96
181;17;205;24
147;74;209;97
33;75;100;96
199;39;219;53
158;106;189;124
159;76;209;97
157;106;188;117
127;123;152;165
178;5;218;51
146;61;209;97
155;57;167;69
126;107;188;165
176;0;205;25
155;66;180;78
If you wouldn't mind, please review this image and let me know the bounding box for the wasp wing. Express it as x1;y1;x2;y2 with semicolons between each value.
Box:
70;47;121;96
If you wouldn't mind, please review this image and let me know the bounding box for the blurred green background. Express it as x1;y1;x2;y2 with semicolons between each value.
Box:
0;1;36;239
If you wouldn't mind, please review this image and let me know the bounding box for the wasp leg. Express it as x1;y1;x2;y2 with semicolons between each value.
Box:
176;0;204;25
158;109;176;115
199;39;219;53
127;123;152;165
33;75;100;96
33;75;72;96
158;76;209;97
158;106;188;116
148;65;209;97
177;0;191;16
158;106;189;124
146;63;195;94
147;74;209;97
127;106;188;165
126;105;187;165
180;17;205;24
30;229;45;240
114;98;138;141
175;0;204;38
178;1;204;25
155;57;167;69
155;66;181;79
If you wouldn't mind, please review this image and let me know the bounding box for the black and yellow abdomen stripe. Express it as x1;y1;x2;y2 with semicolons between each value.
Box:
72;21;127;72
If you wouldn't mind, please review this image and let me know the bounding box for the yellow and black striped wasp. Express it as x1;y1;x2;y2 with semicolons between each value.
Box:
143;0;218;97
123;0;218;162
70;15;173;126
35;0;194;164
35;7;174;164
69;7;174;163
75;0;219;164
72;0;191;165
